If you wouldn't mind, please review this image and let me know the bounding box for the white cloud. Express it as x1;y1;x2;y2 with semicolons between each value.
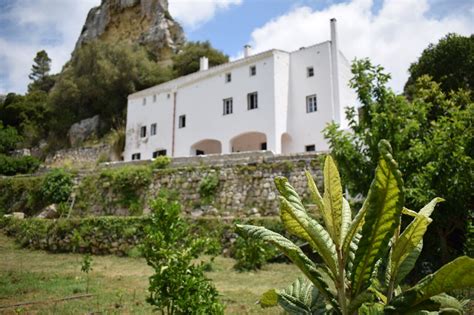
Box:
245;0;474;92
0;0;100;94
169;0;242;29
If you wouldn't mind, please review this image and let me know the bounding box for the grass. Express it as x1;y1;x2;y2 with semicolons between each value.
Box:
0;233;299;314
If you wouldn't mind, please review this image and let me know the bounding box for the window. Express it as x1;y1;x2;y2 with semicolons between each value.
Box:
247;92;258;110
153;94;157;102
167;93;171;99
306;94;317;113
140;126;147;138
260;142;267;150
223;98;233;115
179;115;186;128
131;153;141;160
152;150;167;158
150;123;157;136
305;145;315;152
142;97;146;105
250;65;256;76
196;149;205;156
225;73;232;83
307;67;314;77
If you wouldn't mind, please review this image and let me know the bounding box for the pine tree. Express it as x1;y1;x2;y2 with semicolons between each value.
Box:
29;50;51;81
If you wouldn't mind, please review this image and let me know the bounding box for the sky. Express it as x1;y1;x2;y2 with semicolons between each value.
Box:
0;0;473;94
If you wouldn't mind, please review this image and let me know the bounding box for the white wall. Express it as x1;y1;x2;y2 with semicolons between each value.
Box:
286;42;334;153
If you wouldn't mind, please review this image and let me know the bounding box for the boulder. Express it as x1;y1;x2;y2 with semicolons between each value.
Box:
68;115;100;146
37;204;60;219
12;212;25;219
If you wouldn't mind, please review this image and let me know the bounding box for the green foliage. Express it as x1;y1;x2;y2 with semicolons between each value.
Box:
198;172;220;204
0;176;45;216
232;234;278;271
29;50;51;82
324;58;473;269
142;195;224;314
0;121;22;153
0;154;40;176
41;168;74;204
172;41;228;77
49;42;172;139
237;142;474;314
404;33;474;97
151;155;171;169
81;254;93;293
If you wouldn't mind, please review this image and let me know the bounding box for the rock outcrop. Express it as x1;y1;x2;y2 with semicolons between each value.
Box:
68;115;100;147
75;0;185;59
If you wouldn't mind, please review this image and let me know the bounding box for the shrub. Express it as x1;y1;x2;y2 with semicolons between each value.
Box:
198;172;219;204
151;155;171;169
0;176;46;216
41;168;74;204
142;195;224;314
232;234;278;271
237;140;474;314
0;154;40;175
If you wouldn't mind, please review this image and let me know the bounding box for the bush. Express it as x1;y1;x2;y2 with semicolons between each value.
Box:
151;155;171;169
142;195;224;314
41;168;74;204
238;142;474;314
198;172;219;204
0;176;46;216
0;154;40;175
232;234;278;271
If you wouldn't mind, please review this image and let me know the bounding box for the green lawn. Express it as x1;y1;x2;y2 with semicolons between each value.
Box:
0;233;300;314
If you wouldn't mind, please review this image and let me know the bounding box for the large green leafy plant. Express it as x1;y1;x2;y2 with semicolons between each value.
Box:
237;141;473;314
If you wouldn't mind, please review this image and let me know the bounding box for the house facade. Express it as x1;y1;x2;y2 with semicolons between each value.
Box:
124;19;356;161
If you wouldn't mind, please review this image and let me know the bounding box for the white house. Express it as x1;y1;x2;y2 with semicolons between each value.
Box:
124;18;356;161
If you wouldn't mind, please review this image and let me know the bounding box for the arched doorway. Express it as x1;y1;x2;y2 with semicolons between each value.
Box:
190;139;222;156
230;132;267;153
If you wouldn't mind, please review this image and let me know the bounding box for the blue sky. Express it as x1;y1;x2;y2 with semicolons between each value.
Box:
1;0;473;94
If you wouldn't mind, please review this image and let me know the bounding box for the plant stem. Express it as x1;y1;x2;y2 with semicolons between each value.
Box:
337;249;348;315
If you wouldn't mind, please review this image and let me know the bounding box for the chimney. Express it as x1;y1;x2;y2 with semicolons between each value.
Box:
244;44;252;58
330;18;341;122
199;56;209;71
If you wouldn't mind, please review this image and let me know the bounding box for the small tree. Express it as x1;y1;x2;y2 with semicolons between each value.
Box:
237;141;474;314
29;50;51;82
142;194;224;314
80;254;93;293
172;41;228;77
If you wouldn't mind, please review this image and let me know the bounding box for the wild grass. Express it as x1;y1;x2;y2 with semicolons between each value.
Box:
0;233;299;314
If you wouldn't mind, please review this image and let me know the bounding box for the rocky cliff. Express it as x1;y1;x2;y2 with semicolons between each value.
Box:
75;0;185;59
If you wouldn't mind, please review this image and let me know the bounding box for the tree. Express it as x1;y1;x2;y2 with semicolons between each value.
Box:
172;41;228;77
324;59;473;270
49;42;172;140
404;33;474;97
238;149;474;314
29;50;51;82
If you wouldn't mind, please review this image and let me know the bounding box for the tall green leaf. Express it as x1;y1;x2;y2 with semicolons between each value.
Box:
395;241;423;285
323;156;344;246
280;197;338;277
419;197;445;217
305;170;328;221
390;214;431;283
343;200;368;262
236;224;340;311
341;198;352;242
389;256;474;312
351;140;404;296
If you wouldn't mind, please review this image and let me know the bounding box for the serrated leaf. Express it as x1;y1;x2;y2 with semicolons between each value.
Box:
389;256;474;312
406;294;465;314
351;140;404;296
341;198;352;242
279;196;338;277
305;170;327;219
402;207;418;217
358;302;385;314
236;224;339;310
419;197;445;217
395;240;423;285
323;156;344;246
343;200;367;262
274;277;327;314
390;214;431;284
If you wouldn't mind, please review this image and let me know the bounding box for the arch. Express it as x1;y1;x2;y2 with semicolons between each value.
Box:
190;139;222;156
281;133;292;154
230;131;267;153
